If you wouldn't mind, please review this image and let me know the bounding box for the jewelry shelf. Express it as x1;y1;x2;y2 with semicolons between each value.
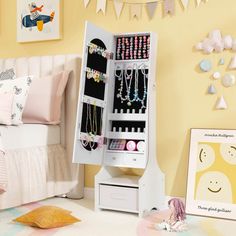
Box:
107;131;145;140
82;95;106;108
108;113;147;121
79;132;103;143
114;59;149;65
106;150;144;154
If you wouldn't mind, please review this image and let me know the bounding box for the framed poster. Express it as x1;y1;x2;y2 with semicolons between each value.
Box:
186;128;236;220
17;0;60;42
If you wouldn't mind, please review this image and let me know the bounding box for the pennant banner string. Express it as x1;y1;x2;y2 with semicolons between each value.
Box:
87;0;209;19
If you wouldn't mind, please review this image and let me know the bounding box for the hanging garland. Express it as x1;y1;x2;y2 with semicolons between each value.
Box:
83;0;209;19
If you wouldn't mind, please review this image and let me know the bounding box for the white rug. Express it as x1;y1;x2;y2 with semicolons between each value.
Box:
1;197;236;236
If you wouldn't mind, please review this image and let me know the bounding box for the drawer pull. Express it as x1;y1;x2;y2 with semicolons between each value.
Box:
112;157;116;160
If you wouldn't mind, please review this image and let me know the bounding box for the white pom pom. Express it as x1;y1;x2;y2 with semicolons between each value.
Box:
223;35;233;49
195;42;203;50
202;38;214;54
214;41;224;53
232;39;236;51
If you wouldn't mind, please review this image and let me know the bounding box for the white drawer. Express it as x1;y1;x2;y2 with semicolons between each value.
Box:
123;155;146;168
104;152;145;168
99;184;139;213
103;153;124;166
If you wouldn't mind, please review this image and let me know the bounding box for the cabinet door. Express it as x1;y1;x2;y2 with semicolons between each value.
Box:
73;21;114;165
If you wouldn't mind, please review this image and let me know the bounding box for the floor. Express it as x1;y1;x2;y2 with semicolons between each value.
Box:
0;197;236;236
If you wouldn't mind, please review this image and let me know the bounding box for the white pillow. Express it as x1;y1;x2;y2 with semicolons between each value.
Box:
0;76;34;125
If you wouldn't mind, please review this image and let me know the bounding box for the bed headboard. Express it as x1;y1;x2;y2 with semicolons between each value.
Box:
0;54;83;198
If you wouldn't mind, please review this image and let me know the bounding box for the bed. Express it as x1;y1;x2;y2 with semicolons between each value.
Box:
0;54;84;209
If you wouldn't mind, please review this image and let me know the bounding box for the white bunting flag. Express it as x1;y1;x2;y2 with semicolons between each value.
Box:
180;0;189;9
196;0;202;6
113;0;124;18
96;0;107;14
131;4;142;19
164;0;175;15
84;0;90;8
146;2;158;19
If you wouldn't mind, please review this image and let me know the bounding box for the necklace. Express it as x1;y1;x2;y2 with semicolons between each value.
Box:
136;64;148;108
124;65;134;106
81;103;96;150
126;63;138;105
116;65;127;102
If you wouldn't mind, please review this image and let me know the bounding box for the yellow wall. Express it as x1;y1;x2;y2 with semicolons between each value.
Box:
1;0;236;197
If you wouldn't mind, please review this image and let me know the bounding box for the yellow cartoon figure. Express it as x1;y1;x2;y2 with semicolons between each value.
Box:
196;171;233;203
197;144;215;172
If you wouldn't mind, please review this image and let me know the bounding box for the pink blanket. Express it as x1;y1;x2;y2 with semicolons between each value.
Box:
0;135;7;193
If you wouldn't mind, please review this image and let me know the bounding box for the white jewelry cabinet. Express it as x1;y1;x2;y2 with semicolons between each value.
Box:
73;21;165;216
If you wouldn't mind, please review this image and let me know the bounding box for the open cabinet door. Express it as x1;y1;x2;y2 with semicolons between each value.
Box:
73;22;114;165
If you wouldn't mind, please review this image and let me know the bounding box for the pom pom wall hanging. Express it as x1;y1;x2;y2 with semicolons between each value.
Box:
195;29;236;110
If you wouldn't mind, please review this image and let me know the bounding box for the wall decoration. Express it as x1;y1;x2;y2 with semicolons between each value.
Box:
186;129;236;220
229;56;236;70
17;0;60;43
164;0;175;16
84;0;90;7
113;0;124;18
222;74;235;88
196;29;236;54
212;71;221;80
215;96;227;110
180;0;189;9
96;0;107;13
130;4;142;19
195;30;236;110
84;0;210;20
207;84;216;94
219;58;225;65
199;59;212;72
146;2;158;19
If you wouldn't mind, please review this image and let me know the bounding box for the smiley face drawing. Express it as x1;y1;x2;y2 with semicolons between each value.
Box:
197;144;215;172
220;143;236;165
196;171;232;203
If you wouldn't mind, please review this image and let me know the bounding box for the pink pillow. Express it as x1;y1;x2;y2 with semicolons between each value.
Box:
0;92;14;125
22;71;70;124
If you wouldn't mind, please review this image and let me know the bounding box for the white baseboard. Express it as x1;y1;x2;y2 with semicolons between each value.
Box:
84;187;95;200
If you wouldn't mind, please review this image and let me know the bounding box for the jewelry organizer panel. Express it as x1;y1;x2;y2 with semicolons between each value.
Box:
103;33;153;169
84;38;107;100
73;22;113;165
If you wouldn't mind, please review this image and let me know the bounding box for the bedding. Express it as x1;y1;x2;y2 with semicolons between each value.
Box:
0;92;14;125
0;54;83;210
0;76;34;125
22;71;70;124
0;124;60;150
0;135;7;193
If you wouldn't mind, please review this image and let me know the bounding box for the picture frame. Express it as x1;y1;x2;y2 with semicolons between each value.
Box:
186;128;236;220
17;0;60;42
